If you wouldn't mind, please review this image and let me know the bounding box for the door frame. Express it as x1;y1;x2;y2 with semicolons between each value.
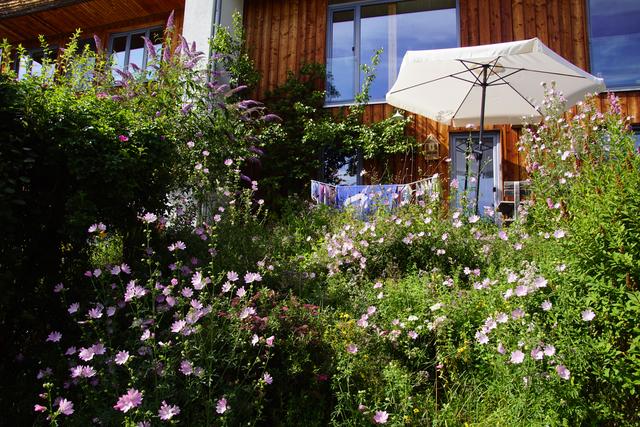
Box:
448;131;502;214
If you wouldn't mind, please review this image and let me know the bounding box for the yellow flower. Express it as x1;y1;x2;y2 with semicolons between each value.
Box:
413;408;419;414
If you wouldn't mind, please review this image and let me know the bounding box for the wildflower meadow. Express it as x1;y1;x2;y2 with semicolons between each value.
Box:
1;13;639;426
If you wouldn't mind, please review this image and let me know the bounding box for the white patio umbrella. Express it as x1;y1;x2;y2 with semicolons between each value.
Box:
386;37;605;213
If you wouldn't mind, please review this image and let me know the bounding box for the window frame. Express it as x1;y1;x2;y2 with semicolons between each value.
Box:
325;0;460;106
15;45;58;79
586;0;640;91
107;26;163;72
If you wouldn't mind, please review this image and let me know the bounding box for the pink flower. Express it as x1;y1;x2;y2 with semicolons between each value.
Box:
46;331;62;343
262;372;273;384
556;364;570;380
510;350;525;364
236;286;246;298
511;308;525;319
54;283;65;293
346;343;358;354
78;347;95;362
581;309;595;321
373;282;383;289
118;135;129;142
373;410;389;424
114;388;143;413
531;347;544;360
115;351;130;365
498;230;508;241
407;330;418;340
57;398;74;416
216;397;228;414
544;344;556;357
475;331;489;345
142;212;157;223
68;302;80;314
34;404;47;412
171;319;187;334
227;271;239;282
244;272;262;283
553;229;565;239
168;241;186;251
158;401;180;421
541;300;552;311
265;336;275;347
239;306;256;319
224;159;233;166
180;360;193;375
468;214;480;224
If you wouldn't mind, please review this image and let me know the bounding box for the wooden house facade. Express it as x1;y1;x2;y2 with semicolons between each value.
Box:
242;0;640;198
1;0;639;208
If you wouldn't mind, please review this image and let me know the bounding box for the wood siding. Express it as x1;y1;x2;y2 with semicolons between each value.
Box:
0;0;183;49
244;0;640;186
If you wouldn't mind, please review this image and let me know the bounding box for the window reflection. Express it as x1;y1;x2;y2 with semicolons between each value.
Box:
328;0;457;103
589;0;640;89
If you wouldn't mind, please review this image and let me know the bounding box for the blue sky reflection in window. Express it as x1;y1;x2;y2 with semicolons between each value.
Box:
589;0;640;89
327;0;457;103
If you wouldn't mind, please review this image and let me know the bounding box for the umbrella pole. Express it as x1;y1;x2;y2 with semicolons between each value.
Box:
474;65;489;216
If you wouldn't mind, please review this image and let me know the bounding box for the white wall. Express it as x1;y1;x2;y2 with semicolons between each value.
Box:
182;0;245;59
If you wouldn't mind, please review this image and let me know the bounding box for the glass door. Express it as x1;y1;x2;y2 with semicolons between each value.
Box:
450;133;501;216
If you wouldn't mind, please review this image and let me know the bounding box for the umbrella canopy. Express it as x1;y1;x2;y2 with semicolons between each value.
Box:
386;38;605;126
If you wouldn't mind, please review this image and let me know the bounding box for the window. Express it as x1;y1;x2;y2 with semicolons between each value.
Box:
108;27;163;77
16;47;57;79
588;0;640;89
633;126;640;152
326;0;458;104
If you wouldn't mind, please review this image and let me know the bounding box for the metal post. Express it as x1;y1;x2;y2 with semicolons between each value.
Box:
474;65;489;215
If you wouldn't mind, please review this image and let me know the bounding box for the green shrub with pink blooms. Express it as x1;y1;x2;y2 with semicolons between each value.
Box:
2;15;640;425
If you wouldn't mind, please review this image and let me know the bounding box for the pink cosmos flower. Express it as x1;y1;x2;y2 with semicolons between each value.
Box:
158;401;180;421
581;309;595;321
115;351;130;365
556;364;570;380
373;410;389;424
47;331;62;343
216;397;228;414
236;286;246;298
346;344;358;354
510;350;525;364
57;398;74;416
118;135;129;142
221;282;232;293
114;388;143;413
262;372;273;384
